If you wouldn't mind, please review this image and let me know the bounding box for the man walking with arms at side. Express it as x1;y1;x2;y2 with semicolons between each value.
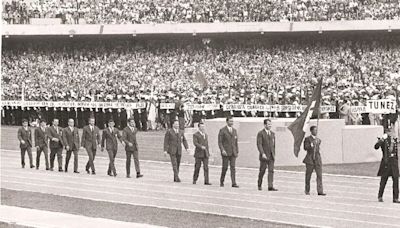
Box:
257;119;278;191
122;117;143;178
101;119;119;177
218;116;239;188
81;117;100;175
47;118;64;172
62;118;80;173
18;119;34;169
193;122;211;185
375;128;400;203
164;120;189;182
35;119;49;170
303;126;326;196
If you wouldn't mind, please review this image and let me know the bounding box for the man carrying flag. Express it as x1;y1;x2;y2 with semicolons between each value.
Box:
288;77;326;195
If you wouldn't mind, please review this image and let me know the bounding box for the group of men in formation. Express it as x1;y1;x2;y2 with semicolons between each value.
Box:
16;116;400;202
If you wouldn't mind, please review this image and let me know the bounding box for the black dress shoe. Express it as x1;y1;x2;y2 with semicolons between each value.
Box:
220;183;224;187
204;183;212;185
46;168;50;171
91;171;96;175
30;165;35;169
22;165;25;168
59;169;64;172
136;174;143;178
127;175;131;178
50;168;54;171
305;192;310;195
65;169;68;173
318;193;326;196
86;169;90;174
114;173;117;177
74;171;80;174
36;167;39;170
258;186;262;191
193;181;196;185
107;173;112;176
378;197;383;202
268;188;278;191
175;178;181;183
232;184;239;188
393;199;400;203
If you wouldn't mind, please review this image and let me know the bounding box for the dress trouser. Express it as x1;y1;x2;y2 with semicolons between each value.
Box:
107;149;117;176
258;159;275;188
169;153;181;181
220;155;236;185
193;157;209;184
305;162;323;194
36;145;49;169
21;146;33;167
378;165;399;200
65;145;78;172
85;146;96;172
126;150;140;176
50;147;63;170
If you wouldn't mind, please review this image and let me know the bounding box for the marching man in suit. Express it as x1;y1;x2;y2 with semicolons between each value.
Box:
34;119;49;170
122;117;143;178
375;128;400;203
192;122;211;185
47;118;64;172
257;119;278;191
218;116;239;188
81;117;100;175
101;119;120;177
164;120;189;182
303;126;326;196
62;118;80;173
18;119;34;168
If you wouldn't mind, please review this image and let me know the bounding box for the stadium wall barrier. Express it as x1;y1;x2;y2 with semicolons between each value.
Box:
3;20;400;36
204;118;382;167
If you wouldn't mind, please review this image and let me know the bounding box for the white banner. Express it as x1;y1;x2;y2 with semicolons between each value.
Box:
222;104;337;113
365;99;397;114
1;100;146;109
159;103;175;110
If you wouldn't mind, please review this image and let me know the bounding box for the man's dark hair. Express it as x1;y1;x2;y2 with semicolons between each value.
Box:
108;119;114;123
128;117;135;122
40;119;47;123
22;119;28;123
198;122;204;127
226;116;233;122
310;126;317;131
264;119;271;125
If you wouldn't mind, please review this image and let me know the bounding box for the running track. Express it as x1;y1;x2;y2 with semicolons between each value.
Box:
1;149;399;228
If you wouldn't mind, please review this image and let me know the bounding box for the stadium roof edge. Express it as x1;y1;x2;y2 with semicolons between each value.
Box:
3;20;400;37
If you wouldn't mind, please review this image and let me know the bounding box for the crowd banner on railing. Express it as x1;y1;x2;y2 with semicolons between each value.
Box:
222;104;336;113
2;100;397;113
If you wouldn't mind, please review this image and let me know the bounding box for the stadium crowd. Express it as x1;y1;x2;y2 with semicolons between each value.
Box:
2;36;400;128
2;0;400;24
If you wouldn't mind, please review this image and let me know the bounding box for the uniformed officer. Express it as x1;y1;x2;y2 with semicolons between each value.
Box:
375;128;400;203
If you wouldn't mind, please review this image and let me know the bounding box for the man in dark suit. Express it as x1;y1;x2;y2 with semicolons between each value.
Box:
192;122;211;185
47;118;64;172
122;117;143;178
62;118;80;173
18;119;34;168
375;128;400;203
34;119;49;170
81;117;100;175
218;116;239;188
164;120;189;182
303;126;326;196
257;119;278;191
101;119;120;177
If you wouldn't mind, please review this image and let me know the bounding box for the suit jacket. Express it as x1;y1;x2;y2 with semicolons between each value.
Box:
34;127;48;148
46;126;64;149
62;127;80;150
18;127;32;149
164;128;188;155
81;125;100;150
375;137;399;177
256;129;275;161
218;126;238;157
193;131;209;158
101;128;120;151
303;136;322;165
121;126;138;152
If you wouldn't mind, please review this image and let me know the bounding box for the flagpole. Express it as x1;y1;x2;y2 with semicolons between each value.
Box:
316;77;322;136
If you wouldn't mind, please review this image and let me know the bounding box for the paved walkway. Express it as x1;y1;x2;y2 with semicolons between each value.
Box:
0;205;164;228
1;149;399;228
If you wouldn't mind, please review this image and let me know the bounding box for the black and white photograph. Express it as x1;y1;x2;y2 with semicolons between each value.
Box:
0;1;400;227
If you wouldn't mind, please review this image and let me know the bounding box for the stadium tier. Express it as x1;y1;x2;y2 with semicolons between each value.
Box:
2;0;400;25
